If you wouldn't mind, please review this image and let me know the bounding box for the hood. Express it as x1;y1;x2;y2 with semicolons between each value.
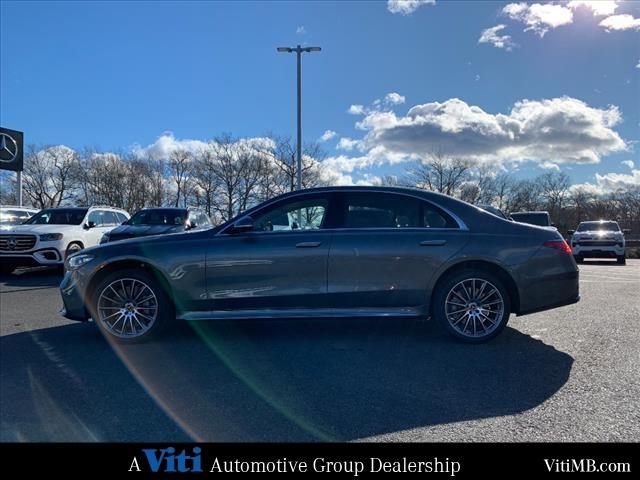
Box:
107;224;185;239
3;224;80;234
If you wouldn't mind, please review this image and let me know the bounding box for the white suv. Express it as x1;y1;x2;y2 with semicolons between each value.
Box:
0;206;129;274
569;220;627;265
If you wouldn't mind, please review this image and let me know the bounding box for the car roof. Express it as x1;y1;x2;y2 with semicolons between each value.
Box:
137;207;188;211
511;211;549;215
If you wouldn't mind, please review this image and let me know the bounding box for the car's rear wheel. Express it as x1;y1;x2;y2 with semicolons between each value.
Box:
433;270;511;343
91;269;173;343
617;254;626;265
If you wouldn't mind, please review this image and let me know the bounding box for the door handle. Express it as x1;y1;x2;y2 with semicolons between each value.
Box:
420;240;447;246
296;241;322;248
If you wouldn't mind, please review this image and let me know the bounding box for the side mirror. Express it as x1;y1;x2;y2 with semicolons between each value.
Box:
231;216;253;234
567;230;575;235
623;229;631;234
85;221;96;229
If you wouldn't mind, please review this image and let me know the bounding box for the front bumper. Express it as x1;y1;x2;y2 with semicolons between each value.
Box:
59;270;90;321
572;244;624;258
0;247;64;267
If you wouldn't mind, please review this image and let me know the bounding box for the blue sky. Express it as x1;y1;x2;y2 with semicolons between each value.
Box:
1;0;639;191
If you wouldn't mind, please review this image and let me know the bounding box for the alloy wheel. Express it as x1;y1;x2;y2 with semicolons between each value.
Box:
444;278;504;339
97;278;158;338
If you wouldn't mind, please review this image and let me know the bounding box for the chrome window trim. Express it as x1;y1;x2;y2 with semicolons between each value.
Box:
217;188;469;236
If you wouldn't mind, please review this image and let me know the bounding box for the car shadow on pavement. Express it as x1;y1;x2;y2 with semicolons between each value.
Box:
0;318;573;442
0;268;62;290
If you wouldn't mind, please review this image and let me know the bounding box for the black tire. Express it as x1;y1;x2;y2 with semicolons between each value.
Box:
432;269;511;343
0;263;17;275
65;242;83;259
617;255;626;265
90;268;174;344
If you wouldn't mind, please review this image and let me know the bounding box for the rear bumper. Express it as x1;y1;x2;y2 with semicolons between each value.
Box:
518;269;580;316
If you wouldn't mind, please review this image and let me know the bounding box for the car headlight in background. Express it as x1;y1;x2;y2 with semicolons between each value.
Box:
39;233;63;241
100;233;110;244
66;254;95;271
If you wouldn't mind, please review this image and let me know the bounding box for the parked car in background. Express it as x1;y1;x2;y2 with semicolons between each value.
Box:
477;205;511;221
510;211;555;229
60;186;579;344
569;220;628;265
0;206;38;227
0;206;129;274
100;207;212;244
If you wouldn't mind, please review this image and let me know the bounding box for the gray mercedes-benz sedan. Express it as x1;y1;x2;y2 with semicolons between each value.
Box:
60;186;579;343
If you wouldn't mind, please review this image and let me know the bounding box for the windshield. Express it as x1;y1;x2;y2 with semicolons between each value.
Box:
126;209;187;226
577;221;619;232
24;208;88;225
0;209;36;225
511;213;550;226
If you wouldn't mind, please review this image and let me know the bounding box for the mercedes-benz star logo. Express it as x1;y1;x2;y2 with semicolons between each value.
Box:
0;133;18;163
7;237;17;250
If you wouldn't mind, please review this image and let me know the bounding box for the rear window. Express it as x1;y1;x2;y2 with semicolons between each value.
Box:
340;193;457;229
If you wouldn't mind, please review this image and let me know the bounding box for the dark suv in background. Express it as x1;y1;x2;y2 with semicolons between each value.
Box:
100;207;213;244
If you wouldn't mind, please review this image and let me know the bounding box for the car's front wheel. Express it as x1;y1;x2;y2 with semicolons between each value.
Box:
433;270;511;343
91;269;173;343
617;254;626;265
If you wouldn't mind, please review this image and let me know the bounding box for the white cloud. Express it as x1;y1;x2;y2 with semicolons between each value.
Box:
296;26;306;34
318;130;337;142
595;169;640;191
636;60;640;69
475;74;481;81
567;1;618;17
599;14;640;31
132;133;275;160
478;24;517;51
541;161;561;171
385;92;406;105
132;133;209;159
573;169;640;194
337;96;626;176
503;2;573;37
622;160;635;169
336;137;362;151
387;0;435;16
348;104;366;115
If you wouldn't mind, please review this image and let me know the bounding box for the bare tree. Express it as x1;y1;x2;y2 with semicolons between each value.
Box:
167;149;193;207
407;152;473;196
22;144;81;208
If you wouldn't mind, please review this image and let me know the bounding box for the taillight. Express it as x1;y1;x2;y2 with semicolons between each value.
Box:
543;240;572;255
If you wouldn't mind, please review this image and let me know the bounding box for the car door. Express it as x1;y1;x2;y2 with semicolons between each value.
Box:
205;193;334;311
327;191;469;310
83;209;108;246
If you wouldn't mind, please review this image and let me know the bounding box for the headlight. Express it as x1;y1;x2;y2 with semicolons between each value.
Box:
100;233;110;244
40;233;63;241
66;254;95;271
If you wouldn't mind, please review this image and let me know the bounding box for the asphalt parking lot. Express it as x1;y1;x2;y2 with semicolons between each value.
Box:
1;260;639;442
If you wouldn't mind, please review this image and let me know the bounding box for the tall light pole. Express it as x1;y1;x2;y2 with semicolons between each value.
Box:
277;45;321;191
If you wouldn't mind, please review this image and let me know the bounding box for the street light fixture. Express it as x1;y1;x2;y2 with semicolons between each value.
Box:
277;44;321;191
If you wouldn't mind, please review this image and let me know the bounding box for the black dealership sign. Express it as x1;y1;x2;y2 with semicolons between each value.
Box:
0;127;24;172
